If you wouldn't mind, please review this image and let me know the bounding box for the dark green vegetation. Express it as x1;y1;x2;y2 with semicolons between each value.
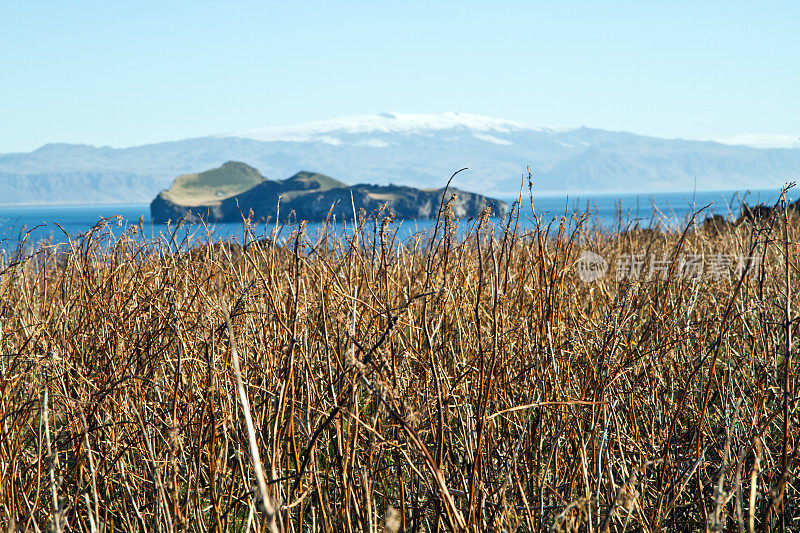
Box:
1;190;798;531
150;162;508;223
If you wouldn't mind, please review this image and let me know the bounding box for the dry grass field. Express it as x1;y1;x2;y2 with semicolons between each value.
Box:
0;190;797;532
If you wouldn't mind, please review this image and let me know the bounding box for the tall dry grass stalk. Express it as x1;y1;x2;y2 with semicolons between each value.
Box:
0;190;797;532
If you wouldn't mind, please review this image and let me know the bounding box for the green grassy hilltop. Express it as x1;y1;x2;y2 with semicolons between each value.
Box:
159;161;267;206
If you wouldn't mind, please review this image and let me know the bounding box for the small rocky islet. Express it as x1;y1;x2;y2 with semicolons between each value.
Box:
150;161;508;224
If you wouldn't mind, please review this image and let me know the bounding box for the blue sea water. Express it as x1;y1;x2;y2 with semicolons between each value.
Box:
0;189;788;253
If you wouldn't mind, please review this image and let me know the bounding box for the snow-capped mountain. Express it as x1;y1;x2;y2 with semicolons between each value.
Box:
1;112;799;205
226;112;540;144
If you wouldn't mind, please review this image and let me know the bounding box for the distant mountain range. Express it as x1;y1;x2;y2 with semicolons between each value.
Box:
1;112;798;205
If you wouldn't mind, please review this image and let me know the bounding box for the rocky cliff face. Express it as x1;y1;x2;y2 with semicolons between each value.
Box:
150;162;507;223
150;192;223;224
220;183;507;222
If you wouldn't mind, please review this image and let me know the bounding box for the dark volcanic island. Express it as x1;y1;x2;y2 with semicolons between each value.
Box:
150;161;508;223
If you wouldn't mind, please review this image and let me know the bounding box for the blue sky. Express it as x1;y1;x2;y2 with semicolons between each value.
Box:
2;1;798;153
